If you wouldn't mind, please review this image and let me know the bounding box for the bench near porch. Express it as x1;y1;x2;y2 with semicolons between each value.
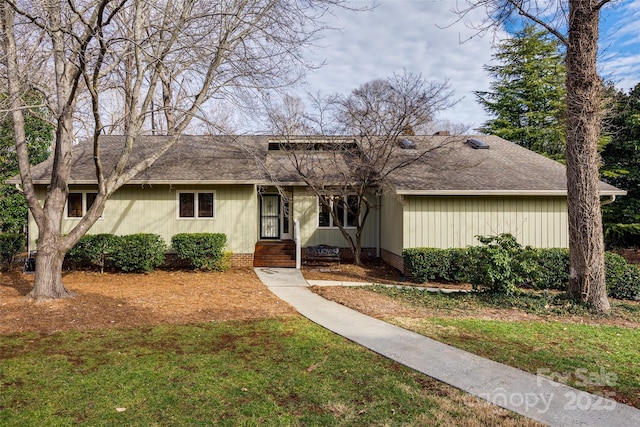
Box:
305;244;340;264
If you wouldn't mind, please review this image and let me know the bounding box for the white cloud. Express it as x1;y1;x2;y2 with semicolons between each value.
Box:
296;0;504;131
599;1;640;90
242;1;639;134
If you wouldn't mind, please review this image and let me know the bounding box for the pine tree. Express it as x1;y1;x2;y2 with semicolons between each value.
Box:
476;24;566;160
601;83;640;227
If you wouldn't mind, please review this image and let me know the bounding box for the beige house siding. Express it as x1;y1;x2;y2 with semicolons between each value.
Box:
403;195;569;249
379;194;405;271
380;193;404;256
29;184;257;254
292;187;378;249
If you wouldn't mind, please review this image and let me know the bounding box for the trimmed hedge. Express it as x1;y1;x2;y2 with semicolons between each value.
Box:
67;234;123;273
111;233;166;272
0;233;24;271
171;233;229;271
605;252;640;300
522;247;570;290
403;234;640;300
604;223;640;249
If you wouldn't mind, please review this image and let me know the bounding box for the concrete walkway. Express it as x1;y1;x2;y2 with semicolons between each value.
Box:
255;267;640;427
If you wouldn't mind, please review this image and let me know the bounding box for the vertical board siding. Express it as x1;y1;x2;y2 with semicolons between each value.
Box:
293;187;378;248
380;194;404;255
31;184;257;254
403;196;568;249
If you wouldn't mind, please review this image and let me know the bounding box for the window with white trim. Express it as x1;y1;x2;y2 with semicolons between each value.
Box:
177;191;215;219
318;194;358;228
67;192;97;218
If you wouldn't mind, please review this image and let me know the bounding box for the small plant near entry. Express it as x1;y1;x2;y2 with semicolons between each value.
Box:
67;234;123;273
171;233;229;271
112;234;166;272
0;233;24;271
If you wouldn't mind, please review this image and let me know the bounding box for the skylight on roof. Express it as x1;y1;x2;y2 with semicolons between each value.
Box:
399;138;416;149
466;138;490;149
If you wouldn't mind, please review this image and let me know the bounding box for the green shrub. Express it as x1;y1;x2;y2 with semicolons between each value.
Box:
405;241;639;300
171;233;229;271
466;234;527;294
523;247;569;290
604;223;640;249
0;233;24;271
609;264;640;300
112;233;165;272
402;248;451;283
220;251;233;271
605;252;640;300
442;248;472;282
67;234;123;273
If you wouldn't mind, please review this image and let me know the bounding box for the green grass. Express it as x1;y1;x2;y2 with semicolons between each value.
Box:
368;286;640;408
0;317;535;426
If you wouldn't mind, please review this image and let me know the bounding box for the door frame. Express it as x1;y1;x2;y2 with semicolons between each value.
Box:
259;192;293;240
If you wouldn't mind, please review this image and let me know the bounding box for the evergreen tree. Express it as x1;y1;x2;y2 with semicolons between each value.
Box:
0;93;52;233
601;83;640;227
476;24;566;160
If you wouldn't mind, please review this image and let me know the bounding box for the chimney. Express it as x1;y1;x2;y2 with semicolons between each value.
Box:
433;130;450;136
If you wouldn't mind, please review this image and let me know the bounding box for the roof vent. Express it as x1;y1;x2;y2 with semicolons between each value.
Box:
399;138;416;149
466;138;490;149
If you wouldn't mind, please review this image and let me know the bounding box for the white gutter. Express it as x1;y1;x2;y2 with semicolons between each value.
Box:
395;189;627;197
376;194;381;258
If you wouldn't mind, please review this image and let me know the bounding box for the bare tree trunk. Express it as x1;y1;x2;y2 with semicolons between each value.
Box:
565;0;610;312
29;230;72;299
353;233;363;266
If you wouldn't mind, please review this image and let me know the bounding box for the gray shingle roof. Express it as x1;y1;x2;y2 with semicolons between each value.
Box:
386;135;625;195
9;134;625;196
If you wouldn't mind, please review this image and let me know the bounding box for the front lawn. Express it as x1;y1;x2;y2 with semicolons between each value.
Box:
0;318;539;426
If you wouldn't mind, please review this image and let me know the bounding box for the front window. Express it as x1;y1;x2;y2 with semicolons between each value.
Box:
67;192;98;218
178;192;215;219
318;194;358;228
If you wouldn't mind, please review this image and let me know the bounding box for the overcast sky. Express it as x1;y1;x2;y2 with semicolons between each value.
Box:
285;0;640;134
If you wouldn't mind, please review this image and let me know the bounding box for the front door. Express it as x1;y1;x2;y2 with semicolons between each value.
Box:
260;194;280;239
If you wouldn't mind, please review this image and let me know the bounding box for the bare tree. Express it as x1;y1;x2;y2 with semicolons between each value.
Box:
457;0;614;312
0;0;345;299
267;72;455;265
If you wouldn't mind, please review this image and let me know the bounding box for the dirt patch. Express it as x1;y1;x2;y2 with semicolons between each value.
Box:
0;268;296;335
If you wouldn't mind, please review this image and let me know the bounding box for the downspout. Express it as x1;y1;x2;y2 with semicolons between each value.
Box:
601;195;616;206
376;194;381;258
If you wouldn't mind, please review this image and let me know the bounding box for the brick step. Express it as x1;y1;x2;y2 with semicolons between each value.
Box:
253;259;296;268
255;250;295;257
255;246;296;254
253;241;296;267
255;243;295;250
